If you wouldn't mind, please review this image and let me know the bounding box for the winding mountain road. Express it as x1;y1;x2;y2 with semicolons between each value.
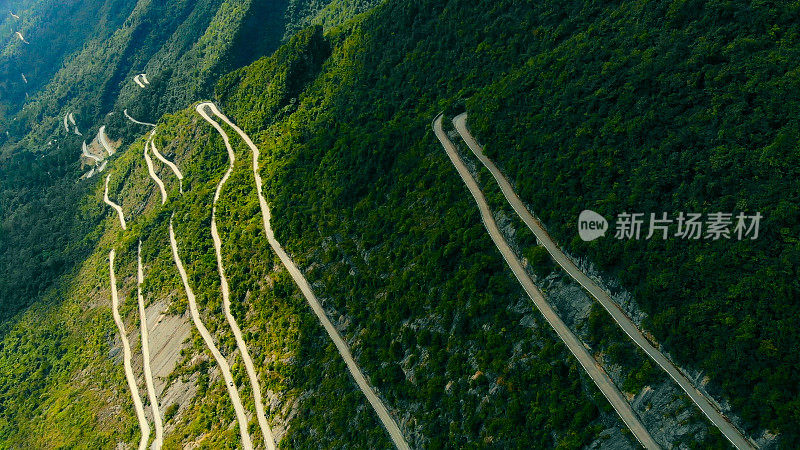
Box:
124;109;156;127
109;249;151;450
434;114;659;449
134;75;146;88
199;102;410;450
151;140;183;193
69;114;83;136
14;31;28;44
452;113;755;450
63;114;70;132
104;174;127;230
196;103;277;450
10;11;19;19
144;137;167;204
83;140;102;163
98;125;115;155
168;219;254;450
138;242;164;449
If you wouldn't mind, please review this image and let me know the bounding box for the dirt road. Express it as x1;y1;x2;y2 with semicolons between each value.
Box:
434;113;658;449
143;138;167;204
200;102;410;450
103;174;127;230
196;103;277;450
109;249;151;450
168;219;254;450
124;109;156;127
138;242;164;448
453;113;755;450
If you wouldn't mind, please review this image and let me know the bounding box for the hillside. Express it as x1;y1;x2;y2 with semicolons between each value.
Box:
0;0;797;448
0;0;378;324
466;0;800;442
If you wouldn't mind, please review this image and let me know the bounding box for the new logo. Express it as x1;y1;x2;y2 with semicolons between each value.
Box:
578;210;608;241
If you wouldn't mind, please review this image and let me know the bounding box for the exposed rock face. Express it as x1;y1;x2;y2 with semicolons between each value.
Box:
541;274;713;448
135;298;194;430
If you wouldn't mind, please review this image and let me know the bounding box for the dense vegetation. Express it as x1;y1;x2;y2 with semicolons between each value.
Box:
0;0;377;324
467;0;800;444
213;0;724;447
0;0;138;123
0;0;797;447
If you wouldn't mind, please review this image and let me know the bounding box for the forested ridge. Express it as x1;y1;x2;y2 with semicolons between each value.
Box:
0;0;378;323
466;0;800;442
0;0;796;448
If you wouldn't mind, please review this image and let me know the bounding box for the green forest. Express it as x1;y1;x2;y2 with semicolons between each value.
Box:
466;0;800;441
0;0;797;448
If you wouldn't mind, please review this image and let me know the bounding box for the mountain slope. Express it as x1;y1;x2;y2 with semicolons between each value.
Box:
0;0;378;325
0;0;797;448
466;1;800;443
1;6;641;448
